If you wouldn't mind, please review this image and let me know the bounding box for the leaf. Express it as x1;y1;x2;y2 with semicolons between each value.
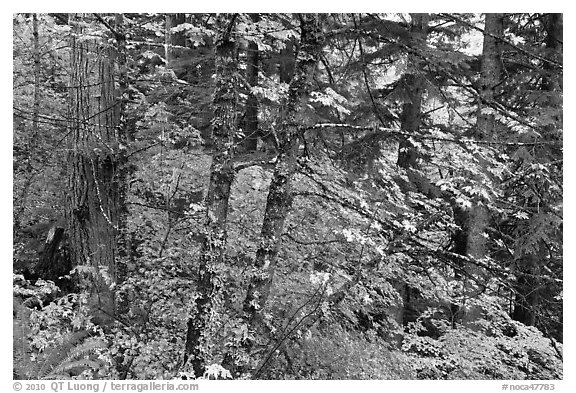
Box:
310;88;351;116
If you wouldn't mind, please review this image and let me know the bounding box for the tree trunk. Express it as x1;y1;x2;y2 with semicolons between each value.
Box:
66;14;126;325
243;13;324;331
32;13;40;140
455;13;504;326
14;13;42;236
242;14;260;152
512;13;562;326
512;253;540;326
36;226;72;291
184;13;238;378
396;14;428;171
476;13;504;139
113;13;131;316
394;13;428;328
542;13;562;93
468;13;504;258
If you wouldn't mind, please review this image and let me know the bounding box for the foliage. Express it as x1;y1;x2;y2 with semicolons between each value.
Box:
13;276;112;379
110;255;196;379
13;13;562;380
401;309;562;379
266;327;414;379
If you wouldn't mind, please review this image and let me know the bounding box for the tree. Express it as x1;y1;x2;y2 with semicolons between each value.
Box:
13;12;563;381
468;12;504;256
392;13;430;328
13;13;41;236
396;13;429;171
455;13;505;326
65;13;128;323
241;14;260;152
242;15;325;368
509;13;563;329
184;13;239;377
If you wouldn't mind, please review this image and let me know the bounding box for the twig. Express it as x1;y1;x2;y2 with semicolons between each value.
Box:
93;13;125;41
301;123;561;147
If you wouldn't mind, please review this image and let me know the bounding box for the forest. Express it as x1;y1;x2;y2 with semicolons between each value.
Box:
12;13;563;380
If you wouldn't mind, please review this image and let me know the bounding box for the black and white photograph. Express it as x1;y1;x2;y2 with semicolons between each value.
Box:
11;9;564;387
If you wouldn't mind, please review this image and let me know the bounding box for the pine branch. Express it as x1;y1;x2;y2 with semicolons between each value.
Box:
302;123;561;147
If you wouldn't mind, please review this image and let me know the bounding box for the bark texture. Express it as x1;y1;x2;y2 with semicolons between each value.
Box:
475;14;504;138
394;13;429;328
184;13;238;378
512;13;562;327
243;13;324;323
66;14;126;324
242;14;260;152
396;13;428;171
14;13;42;236
456;13;504;326
468;13;504;261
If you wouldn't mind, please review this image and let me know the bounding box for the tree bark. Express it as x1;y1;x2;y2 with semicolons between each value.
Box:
542;13;562;93
469;13;504;258
32;12;40;164
66;14;126;325
476;13;504;139
36;226;72;289
512;253;540;326
455;13;504;326
394;13;429;328
243;13;324;329
512;13;562;327
242;14;260;152
113;13;131;316
468;13;504;261
14;13;42;236
396;13;428;171
184;13;238;378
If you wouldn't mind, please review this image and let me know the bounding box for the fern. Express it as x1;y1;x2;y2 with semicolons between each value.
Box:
13;303;108;380
50;358;105;379
13;299;32;379
35;333;108;379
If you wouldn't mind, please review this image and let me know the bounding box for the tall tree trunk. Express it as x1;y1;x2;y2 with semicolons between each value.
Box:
468;13;504;257
455;13;504;326
243;13;324;332
512;253;540;326
542;13;562;94
476;13;504;139
396;14;428;171
394;13;428;328
184;13;238;378
66;14;126;325
14;13;42;236
31;12;40;168
512;13;562;326
242;14;260;152
112;13;131;316
469;13;504;259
